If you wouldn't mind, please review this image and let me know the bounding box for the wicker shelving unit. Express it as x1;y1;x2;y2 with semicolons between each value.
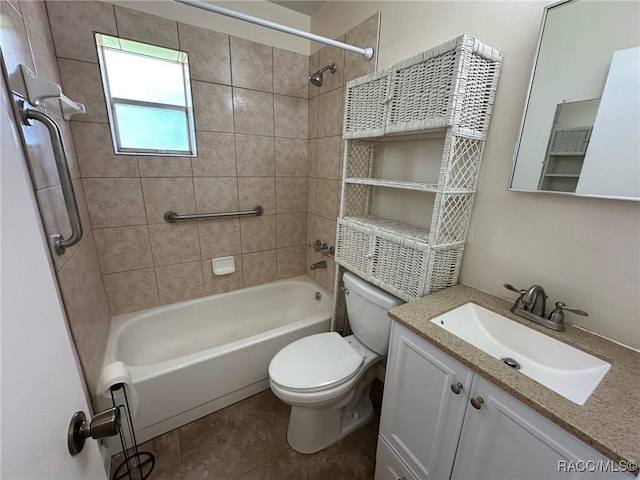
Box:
538;126;592;193
332;35;503;330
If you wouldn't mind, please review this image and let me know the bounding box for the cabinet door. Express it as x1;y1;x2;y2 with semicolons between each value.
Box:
379;322;474;479
375;435;419;480
452;376;634;480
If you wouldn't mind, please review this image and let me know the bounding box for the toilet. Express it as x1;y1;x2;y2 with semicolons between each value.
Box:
268;271;404;454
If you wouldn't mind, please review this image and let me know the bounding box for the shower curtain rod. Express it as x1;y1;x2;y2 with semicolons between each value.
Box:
172;0;374;60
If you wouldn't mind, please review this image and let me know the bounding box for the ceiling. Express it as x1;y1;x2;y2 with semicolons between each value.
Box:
269;1;327;16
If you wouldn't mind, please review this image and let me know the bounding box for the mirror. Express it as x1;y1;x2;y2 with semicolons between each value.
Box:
510;0;640;200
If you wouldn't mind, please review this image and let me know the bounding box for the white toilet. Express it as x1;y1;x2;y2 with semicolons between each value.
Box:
268;271;403;454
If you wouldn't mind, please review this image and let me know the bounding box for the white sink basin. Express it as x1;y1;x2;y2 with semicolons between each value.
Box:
431;303;610;405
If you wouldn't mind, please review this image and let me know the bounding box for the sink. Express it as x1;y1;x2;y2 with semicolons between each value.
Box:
431;303;610;405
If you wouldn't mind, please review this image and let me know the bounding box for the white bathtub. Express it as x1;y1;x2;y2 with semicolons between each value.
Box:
100;275;332;444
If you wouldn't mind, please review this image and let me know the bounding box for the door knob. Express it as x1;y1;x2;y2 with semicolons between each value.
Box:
68;407;121;455
470;396;485;409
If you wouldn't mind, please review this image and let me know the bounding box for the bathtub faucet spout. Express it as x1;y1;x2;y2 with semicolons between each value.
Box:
310;261;327;270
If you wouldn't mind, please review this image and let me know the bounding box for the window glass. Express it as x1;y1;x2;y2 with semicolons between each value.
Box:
114;104;190;152
95;33;196;156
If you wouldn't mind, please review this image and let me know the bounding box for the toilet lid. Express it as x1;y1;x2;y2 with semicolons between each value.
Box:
269;332;364;392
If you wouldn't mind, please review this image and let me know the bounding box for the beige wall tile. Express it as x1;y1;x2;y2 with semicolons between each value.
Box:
71;122;139;177
276;177;307;213
156;261;204;304
316;178;339;220
317;136;342;180
27;22;60;88
233;88;274;136
307;178;317;215
344;13;379;69
308;50;320;99
20;1;53;47
243;250;277;287
192;132;236;177
236;134;274;177
36;181;90;271
178;22;230;85
193;177;239;213
103;268;159;315
114;5;178;49
319;37;345;94
58;59;107;123
277;245;306;279
1;1;35;96
202;256;243;295
276;213;306;248
308;95;319;140
307;213;318;246
238;177;275;214
274;95;307;139
240;214;276;253
309;252;335;291
308;138;318;178
275;138;307;177
57;233;111;393
148;222;201;266
84;177;147;227
138;156;192;177
230;36;273;93
46;1;117;63
198;218;242;259
192;81;234;133
93;225;153;274
318;87;344;138
142;177;195;224
317;215;338;246
273;48;308;98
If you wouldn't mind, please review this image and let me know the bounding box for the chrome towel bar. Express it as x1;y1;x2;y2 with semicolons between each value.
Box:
20;101;83;255
164;206;264;222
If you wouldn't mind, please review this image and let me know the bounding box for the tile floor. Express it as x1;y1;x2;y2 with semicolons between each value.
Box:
111;381;383;479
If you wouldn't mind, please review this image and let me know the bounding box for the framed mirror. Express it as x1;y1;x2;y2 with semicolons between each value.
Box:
510;0;639;200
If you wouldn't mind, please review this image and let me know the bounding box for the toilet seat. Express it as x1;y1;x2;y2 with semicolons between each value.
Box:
269;332;364;393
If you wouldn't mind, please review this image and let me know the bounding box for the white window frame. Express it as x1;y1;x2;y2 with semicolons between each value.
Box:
95;33;197;157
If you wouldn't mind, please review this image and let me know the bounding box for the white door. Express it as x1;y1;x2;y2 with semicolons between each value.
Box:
378;322;474;480
1;73;106;478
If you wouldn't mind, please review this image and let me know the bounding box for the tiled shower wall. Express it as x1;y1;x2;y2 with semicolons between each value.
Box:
306;14;380;292
45;2;310;315
1;0;111;397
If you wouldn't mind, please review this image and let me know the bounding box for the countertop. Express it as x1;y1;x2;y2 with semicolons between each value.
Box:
388;284;640;471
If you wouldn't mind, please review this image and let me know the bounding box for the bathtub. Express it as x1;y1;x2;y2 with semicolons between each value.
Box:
100;275;332;444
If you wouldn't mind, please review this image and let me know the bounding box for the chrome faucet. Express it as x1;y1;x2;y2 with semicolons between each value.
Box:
503;284;587;331
310;261;327;270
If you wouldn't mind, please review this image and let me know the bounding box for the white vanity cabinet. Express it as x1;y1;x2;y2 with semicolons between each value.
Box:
376;322;634;480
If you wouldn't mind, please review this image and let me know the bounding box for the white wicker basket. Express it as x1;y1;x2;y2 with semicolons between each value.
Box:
343;34;502;140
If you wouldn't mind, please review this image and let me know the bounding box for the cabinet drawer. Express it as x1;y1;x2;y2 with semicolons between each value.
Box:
375;436;419;480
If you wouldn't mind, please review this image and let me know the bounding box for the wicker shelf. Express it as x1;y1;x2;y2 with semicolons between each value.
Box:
334;34;502;308
344;178;440;193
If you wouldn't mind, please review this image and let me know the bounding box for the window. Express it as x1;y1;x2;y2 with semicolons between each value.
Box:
95;33;196;156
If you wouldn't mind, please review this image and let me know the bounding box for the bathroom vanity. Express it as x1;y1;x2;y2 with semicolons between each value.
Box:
375;285;639;479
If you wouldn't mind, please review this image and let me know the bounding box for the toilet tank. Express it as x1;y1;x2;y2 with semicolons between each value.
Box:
343;272;404;356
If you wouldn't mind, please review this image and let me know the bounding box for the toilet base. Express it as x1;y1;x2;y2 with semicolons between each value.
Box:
285;368;377;454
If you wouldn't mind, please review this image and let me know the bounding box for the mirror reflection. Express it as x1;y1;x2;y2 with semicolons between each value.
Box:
510;0;639;200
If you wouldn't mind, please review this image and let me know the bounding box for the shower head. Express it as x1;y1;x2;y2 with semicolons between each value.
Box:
309;63;337;87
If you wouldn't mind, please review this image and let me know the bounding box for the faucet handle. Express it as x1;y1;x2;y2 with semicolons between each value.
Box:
548;302;588;325
503;283;525;294
552;302;588;316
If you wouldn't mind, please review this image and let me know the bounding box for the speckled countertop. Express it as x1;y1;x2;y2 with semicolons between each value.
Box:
388;284;640;471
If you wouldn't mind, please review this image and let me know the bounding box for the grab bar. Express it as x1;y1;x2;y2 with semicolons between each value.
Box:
20;102;83;255
164;206;264;223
